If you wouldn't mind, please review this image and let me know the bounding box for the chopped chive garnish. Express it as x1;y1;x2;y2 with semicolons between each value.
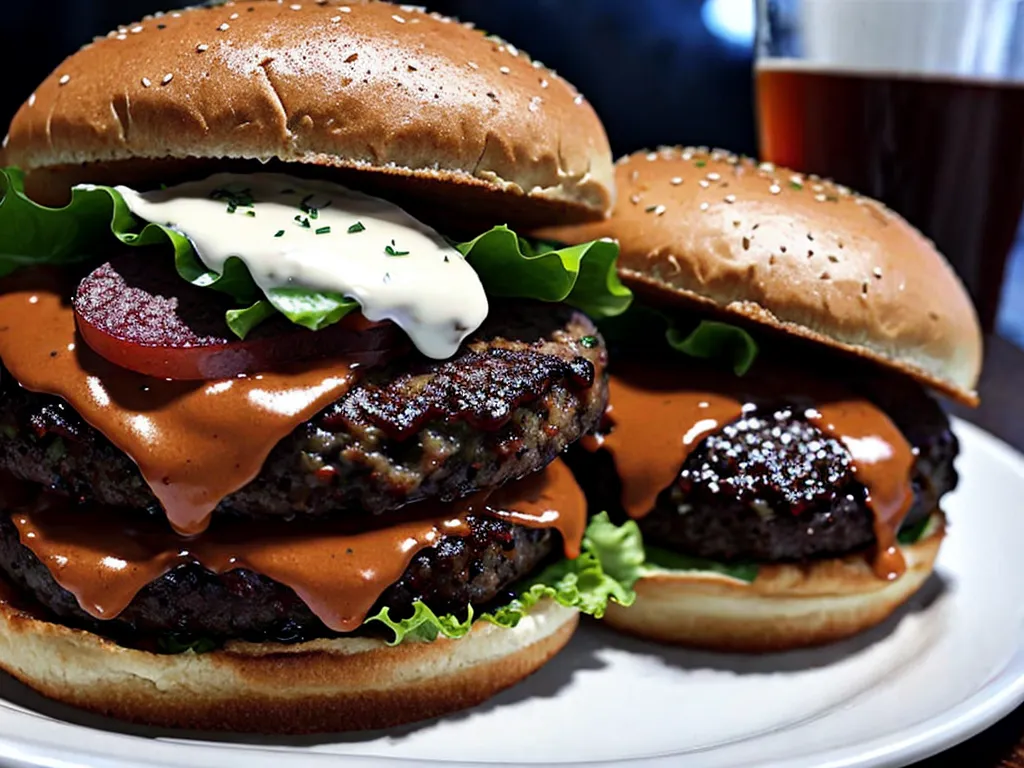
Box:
315;226;331;235
294;215;310;228
790;181;804;191
644;205;657;213
385;244;410;256
695;160;707;167
580;335;598;348
348;222;365;233
245;210;256;217
274;230;285;237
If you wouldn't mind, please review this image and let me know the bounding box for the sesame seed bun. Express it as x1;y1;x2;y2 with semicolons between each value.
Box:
0;591;578;734
3;1;613;228
539;147;982;405
603;513;944;653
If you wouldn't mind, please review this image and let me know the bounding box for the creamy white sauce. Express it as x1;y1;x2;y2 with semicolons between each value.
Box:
111;173;489;360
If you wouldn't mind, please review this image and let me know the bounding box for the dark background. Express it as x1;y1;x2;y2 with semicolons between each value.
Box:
0;0;759;158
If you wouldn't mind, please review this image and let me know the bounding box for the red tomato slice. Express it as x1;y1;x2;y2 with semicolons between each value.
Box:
74;256;403;380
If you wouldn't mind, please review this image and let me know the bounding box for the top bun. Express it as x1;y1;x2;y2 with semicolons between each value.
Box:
3;0;613;227
540;147;983;404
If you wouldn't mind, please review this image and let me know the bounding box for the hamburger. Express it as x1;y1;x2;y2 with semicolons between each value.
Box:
0;1;642;732
542;146;981;652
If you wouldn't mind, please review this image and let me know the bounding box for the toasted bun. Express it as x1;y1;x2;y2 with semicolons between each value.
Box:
539;147;982;404
0;595;577;733
3;1;613;227
603;513;944;652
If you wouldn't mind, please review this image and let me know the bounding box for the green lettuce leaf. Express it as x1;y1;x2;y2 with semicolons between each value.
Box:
897;513;940;545
666;320;759;376
599;304;759;375
643;545;759;583
0;168;631;339
457;227;632;319
365;512;640;645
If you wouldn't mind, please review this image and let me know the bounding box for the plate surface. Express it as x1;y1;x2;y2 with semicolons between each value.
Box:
1;418;1023;768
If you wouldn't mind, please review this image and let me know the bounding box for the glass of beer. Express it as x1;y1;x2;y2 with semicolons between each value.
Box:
755;0;1024;331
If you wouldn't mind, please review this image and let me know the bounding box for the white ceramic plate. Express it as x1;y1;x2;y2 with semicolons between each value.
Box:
2;418;1023;768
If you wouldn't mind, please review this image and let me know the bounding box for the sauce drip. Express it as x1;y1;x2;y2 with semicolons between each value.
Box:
0;271;361;535
599;365;745;520
9;460;586;631
806;403;915;579
594;362;915;579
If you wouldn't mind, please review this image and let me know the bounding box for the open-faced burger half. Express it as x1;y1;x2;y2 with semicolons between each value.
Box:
541;146;982;652
0;0;641;733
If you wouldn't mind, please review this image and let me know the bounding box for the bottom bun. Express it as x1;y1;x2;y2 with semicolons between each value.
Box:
0;596;578;733
604;513;945;652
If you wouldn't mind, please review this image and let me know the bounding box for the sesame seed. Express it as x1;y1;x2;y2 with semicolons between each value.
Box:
197;43;209;52
724;194;736;204
653;205;666;215
815;193;827;202
116;34;127;40
707;172;721;181
670;177;683;186
574;94;584;105
812;183;824;192
338;5;351;11
467;61;479;69
699;202;709;211
58;75;70;86
873;267;883;278
171;12;181;17
392;13;406;23
506;43;519;56
161;73;173;85
682;151;693;160
790;174;803;184
528;96;542;112
699;180;710;189
629;194;641;205
759;162;775;172
141;77;152;87
330;15;341;22
499;66;510;75
540;78;549;88
290;3;302;9
131;25;143;33
1;135;7;150
28;93;36;107
769;183;781;195
218;23;230;31
230;12;239;19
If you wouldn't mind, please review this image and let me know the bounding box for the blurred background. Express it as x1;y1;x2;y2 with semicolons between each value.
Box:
1;0;1022;348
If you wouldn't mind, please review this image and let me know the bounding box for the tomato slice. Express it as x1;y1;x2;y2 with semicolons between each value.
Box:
74;256;403;380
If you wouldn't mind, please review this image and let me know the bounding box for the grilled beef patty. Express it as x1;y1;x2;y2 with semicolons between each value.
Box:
0;301;607;522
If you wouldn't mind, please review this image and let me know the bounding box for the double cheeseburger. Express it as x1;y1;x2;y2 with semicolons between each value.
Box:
0;1;639;732
545;147;982;652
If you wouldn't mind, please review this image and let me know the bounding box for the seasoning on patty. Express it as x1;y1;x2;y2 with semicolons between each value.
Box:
543;146;983;652
0;1;639;734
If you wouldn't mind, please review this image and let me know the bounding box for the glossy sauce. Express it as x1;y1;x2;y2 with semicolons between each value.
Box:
0;272;361;536
114;173;489;360
596;363;915;579
9;459;586;630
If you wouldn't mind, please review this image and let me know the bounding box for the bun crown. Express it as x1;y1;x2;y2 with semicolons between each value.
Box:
541;147;983;404
3;1;613;227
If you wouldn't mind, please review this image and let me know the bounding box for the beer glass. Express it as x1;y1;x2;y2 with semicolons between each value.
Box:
755;0;1024;331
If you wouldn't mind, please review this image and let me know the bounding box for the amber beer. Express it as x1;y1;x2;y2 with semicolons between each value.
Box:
756;62;1024;330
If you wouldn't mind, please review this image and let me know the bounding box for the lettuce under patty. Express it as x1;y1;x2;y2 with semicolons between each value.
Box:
0;167;632;339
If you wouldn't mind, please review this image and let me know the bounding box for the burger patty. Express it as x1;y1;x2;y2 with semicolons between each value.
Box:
570;379;957;562
0;511;554;646
0;301;607;522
